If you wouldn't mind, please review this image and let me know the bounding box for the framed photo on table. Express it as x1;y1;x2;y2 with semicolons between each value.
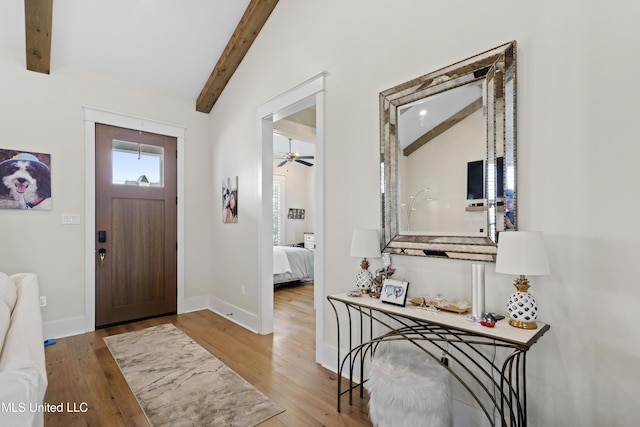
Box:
380;279;409;306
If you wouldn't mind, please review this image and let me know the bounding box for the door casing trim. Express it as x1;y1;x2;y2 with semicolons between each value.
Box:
257;72;326;364
83;106;185;332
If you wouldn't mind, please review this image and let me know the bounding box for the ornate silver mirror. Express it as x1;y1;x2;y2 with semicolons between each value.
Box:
381;41;517;261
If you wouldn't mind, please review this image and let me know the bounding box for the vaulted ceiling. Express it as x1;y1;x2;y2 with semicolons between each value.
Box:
3;0;278;113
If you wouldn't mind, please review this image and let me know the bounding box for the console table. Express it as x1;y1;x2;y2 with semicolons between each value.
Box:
327;292;550;427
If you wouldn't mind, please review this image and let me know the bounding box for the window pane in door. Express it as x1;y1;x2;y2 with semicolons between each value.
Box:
112;139;164;187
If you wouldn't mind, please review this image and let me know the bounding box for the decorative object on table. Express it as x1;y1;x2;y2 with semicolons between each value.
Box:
0;149;52;210
478;316;496;328
409;295;471;314
471;263;486;320
370;279;381;298
380;278;409;306
350;229;381;293
381;252;391;269
371;265;395;298
347;290;362;297
495;231;551;329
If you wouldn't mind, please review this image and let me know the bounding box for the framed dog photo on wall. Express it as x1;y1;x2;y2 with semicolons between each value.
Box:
0;149;52;210
222;176;238;223
381;279;409;306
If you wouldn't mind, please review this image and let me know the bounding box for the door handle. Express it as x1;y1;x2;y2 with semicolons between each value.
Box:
98;248;107;266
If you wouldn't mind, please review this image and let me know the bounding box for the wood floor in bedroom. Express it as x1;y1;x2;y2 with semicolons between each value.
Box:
43;282;371;426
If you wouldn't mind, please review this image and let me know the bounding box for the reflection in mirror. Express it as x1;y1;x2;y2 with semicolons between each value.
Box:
381;41;517;261
398;81;485;233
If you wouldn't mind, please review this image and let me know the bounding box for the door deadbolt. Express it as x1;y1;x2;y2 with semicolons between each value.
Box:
98;248;106;266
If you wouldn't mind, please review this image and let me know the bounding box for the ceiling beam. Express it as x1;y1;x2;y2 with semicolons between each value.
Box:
196;0;279;113
24;0;53;74
403;98;483;157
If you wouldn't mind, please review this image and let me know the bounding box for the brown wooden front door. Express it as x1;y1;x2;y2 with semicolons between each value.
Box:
95;124;177;327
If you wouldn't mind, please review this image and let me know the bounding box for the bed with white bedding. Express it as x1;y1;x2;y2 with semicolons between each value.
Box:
273;246;314;285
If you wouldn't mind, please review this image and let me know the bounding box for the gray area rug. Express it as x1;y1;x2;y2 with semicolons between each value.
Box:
104;323;283;426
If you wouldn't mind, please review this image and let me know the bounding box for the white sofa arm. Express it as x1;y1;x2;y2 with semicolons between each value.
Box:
0;274;48;427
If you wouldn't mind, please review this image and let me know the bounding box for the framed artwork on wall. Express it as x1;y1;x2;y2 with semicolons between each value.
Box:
222;176;238;223
287;208;305;219
0;149;52;210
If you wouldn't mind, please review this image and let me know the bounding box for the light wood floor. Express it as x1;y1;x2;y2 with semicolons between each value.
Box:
43;283;371;426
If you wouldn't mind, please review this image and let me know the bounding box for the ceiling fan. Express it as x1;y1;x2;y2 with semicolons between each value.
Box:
275;138;314;167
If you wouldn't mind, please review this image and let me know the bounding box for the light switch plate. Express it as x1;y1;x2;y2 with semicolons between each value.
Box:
62;214;81;225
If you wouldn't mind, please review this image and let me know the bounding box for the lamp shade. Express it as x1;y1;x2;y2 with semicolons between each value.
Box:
350;229;381;259
495;231;550;276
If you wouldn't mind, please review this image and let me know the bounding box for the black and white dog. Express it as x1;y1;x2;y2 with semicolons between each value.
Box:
0;153;51;209
222;186;231;210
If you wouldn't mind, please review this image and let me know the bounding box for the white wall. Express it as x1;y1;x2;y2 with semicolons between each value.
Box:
207;1;640;425
0;48;213;326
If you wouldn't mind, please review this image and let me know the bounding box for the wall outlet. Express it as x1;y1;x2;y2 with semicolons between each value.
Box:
40;296;47;307
241;286;246;296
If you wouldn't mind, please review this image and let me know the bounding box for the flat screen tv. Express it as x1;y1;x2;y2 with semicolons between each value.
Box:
497;156;504;199
467;160;484;200
467;157;505;201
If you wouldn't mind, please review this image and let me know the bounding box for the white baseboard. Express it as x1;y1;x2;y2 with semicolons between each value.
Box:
318;342;338;373
179;295;210;314
44;295;260;340
43;316;86;340
319;342;365;381
44;295;210;340
208;297;260;333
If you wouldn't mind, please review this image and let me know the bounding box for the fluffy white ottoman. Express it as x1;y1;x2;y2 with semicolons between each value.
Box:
365;350;451;427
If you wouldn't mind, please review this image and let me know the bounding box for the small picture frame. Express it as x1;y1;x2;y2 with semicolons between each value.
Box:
380;279;409;306
287;208;305;219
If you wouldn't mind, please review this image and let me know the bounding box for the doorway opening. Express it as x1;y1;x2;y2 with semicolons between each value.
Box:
272;110;317;351
258;73;325;363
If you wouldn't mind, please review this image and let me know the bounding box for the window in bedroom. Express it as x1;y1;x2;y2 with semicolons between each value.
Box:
273;176;286;244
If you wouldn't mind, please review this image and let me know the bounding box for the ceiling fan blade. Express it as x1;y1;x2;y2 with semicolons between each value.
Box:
295;159;313;167
296;156;314;159
277;160;287;167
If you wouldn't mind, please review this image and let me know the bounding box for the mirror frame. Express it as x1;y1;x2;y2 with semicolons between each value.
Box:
380;41;517;262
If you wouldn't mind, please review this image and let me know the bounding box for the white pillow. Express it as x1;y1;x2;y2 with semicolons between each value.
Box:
0;300;9;354
0;272;17;312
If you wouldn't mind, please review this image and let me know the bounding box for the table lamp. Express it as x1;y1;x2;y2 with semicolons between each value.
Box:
350;229;381;293
495;231;550;329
